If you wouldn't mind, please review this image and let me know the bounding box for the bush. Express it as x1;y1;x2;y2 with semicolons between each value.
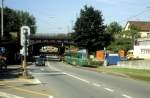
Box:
87;59;103;68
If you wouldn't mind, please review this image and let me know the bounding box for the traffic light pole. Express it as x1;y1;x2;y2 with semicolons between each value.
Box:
22;30;28;78
20;26;32;79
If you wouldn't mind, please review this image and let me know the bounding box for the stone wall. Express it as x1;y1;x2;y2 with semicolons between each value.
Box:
117;60;150;70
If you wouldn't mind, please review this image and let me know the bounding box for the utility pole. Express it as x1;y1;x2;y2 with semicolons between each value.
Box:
1;0;4;40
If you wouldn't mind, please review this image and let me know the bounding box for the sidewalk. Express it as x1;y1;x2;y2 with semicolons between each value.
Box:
0;65;53;98
0;65;21;80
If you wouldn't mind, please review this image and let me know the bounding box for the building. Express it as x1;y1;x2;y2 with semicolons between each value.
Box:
125;21;150;59
125;21;150;38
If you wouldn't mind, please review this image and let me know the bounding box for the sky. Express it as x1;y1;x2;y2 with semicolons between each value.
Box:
2;0;150;34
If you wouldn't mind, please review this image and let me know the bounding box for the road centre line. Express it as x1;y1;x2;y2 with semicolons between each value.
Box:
47;62;90;83
47;62;135;98
92;83;101;87
122;94;133;98
64;72;90;83
104;87;114;92
47;63;117;94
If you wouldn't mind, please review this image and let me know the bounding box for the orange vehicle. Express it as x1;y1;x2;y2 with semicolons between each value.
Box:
118;50;125;57
96;50;104;61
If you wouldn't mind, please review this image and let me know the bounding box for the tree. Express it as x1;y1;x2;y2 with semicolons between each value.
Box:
121;25;140;49
0;7;20;40
18;11;36;35
107;37;132;52
73;5;112;53
107;24;140;52
106;22;122;39
0;7;36;41
0;7;37;64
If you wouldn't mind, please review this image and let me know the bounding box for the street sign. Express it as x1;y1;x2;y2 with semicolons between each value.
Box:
20;26;30;46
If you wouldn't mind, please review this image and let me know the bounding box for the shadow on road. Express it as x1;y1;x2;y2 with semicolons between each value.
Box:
0;65;21;80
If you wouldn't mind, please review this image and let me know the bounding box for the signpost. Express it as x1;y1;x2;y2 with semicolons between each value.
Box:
20;26;30;78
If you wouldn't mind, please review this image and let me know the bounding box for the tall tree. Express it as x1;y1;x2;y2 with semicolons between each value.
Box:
0;7;36;40
0;7;20;40
18;11;36;35
73;5;112;52
106;22;122;38
0;7;37;64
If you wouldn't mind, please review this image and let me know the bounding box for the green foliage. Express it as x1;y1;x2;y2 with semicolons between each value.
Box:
88;59;103;67
98;67;150;82
18;10;36;34
72;5;112;52
0;7;36;40
122;26;140;49
106;22;140;52
107;37;132;52
106;21;122;35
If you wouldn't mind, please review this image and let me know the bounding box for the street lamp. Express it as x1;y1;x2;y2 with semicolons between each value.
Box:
1;0;4;40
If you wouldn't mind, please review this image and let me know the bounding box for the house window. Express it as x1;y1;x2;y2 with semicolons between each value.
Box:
134;40;139;45
141;49;150;54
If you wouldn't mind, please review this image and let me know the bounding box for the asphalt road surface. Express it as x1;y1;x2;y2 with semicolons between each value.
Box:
30;61;150;98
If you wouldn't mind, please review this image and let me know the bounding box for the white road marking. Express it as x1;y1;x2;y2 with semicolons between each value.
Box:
40;68;45;71
64;72;90;83
0;83;5;86
92;83;101;87
104;87;114;92
47;62;89;83
49;95;54;98
30;78;41;84
32;72;65;75
0;91;24;98
122;94;133;98
47;62;61;72
46;62;130;98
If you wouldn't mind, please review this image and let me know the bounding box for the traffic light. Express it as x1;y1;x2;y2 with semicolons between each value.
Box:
20;26;30;47
20;26;30;56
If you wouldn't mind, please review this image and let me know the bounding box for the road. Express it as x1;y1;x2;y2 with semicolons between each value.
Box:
30;61;150;98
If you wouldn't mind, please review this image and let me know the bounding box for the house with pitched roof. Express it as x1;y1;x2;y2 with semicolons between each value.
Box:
125;21;150;38
124;21;150;59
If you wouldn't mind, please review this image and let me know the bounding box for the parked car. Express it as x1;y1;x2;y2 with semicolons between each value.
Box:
35;55;45;66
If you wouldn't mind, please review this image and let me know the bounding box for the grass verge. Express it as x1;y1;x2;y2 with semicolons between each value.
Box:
97;67;150;82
